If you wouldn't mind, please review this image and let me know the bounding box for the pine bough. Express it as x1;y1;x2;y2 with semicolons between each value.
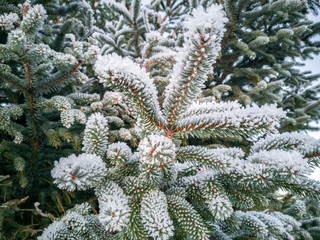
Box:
38;3;320;240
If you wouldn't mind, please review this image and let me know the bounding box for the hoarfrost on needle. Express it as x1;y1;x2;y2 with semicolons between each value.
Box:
51;153;106;191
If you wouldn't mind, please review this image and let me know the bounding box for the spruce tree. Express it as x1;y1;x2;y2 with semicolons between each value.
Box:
0;0;319;239
0;1;100;238
40;2;320;240
91;0;320;131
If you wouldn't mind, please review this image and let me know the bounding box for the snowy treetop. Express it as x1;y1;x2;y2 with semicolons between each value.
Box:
183;4;228;39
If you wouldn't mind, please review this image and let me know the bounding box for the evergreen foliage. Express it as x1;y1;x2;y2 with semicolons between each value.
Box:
0;0;106;238
271;194;320;239
0;0;319;239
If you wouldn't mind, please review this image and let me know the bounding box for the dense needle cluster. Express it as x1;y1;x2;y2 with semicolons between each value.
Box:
40;3;320;239
0;0;319;239
51;154;107;191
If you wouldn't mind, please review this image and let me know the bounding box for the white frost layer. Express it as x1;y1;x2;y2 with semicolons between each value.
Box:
138;134;176;165
94;53;166;125
251;132;320;154
96;181;131;232
107;142;132;164
0;13;19;30
248;149;312;175
177;103;286;130
141;190;174;239
51;153;107;191
163;5;227;114
182;100;242;117
95;53;150;84
82;112;109;156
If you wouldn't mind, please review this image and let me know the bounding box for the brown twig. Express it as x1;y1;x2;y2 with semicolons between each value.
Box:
25;61;40;167
34;202;55;222
0;75;27;92
1;196;29;210
220;0;248;51
109;74;167;130
133;22;141;56
35;61;82;93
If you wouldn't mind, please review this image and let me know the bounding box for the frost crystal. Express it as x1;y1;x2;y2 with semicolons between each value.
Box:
20;4;46;33
118;128;132;140
182;100;242;117
145;31;162;42
138;134;176;165
200;181;233;220
38;221;68;240
14;157;25;171
177;146;245;170
248;150;312;175
96;180;131;232
270;211;302;232
177;103;286;132
51;153;107;191
68;93;100;102
82;112;109;156
183;5;227;40
141;190;174;239
207;195;233;220
47;96;74;111
60;109;86;128
53;53;77;67
61;212;88;234
249;211;286;235
13;131;23;144
251;132;320;154
94;53;166;126
83;45;100;61
106;142;132;164
163;4;227;116
95;53;150;86
8;29;26;51
0;13;19;30
103;91;123;104
235;211;268;238
90;101;103;110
